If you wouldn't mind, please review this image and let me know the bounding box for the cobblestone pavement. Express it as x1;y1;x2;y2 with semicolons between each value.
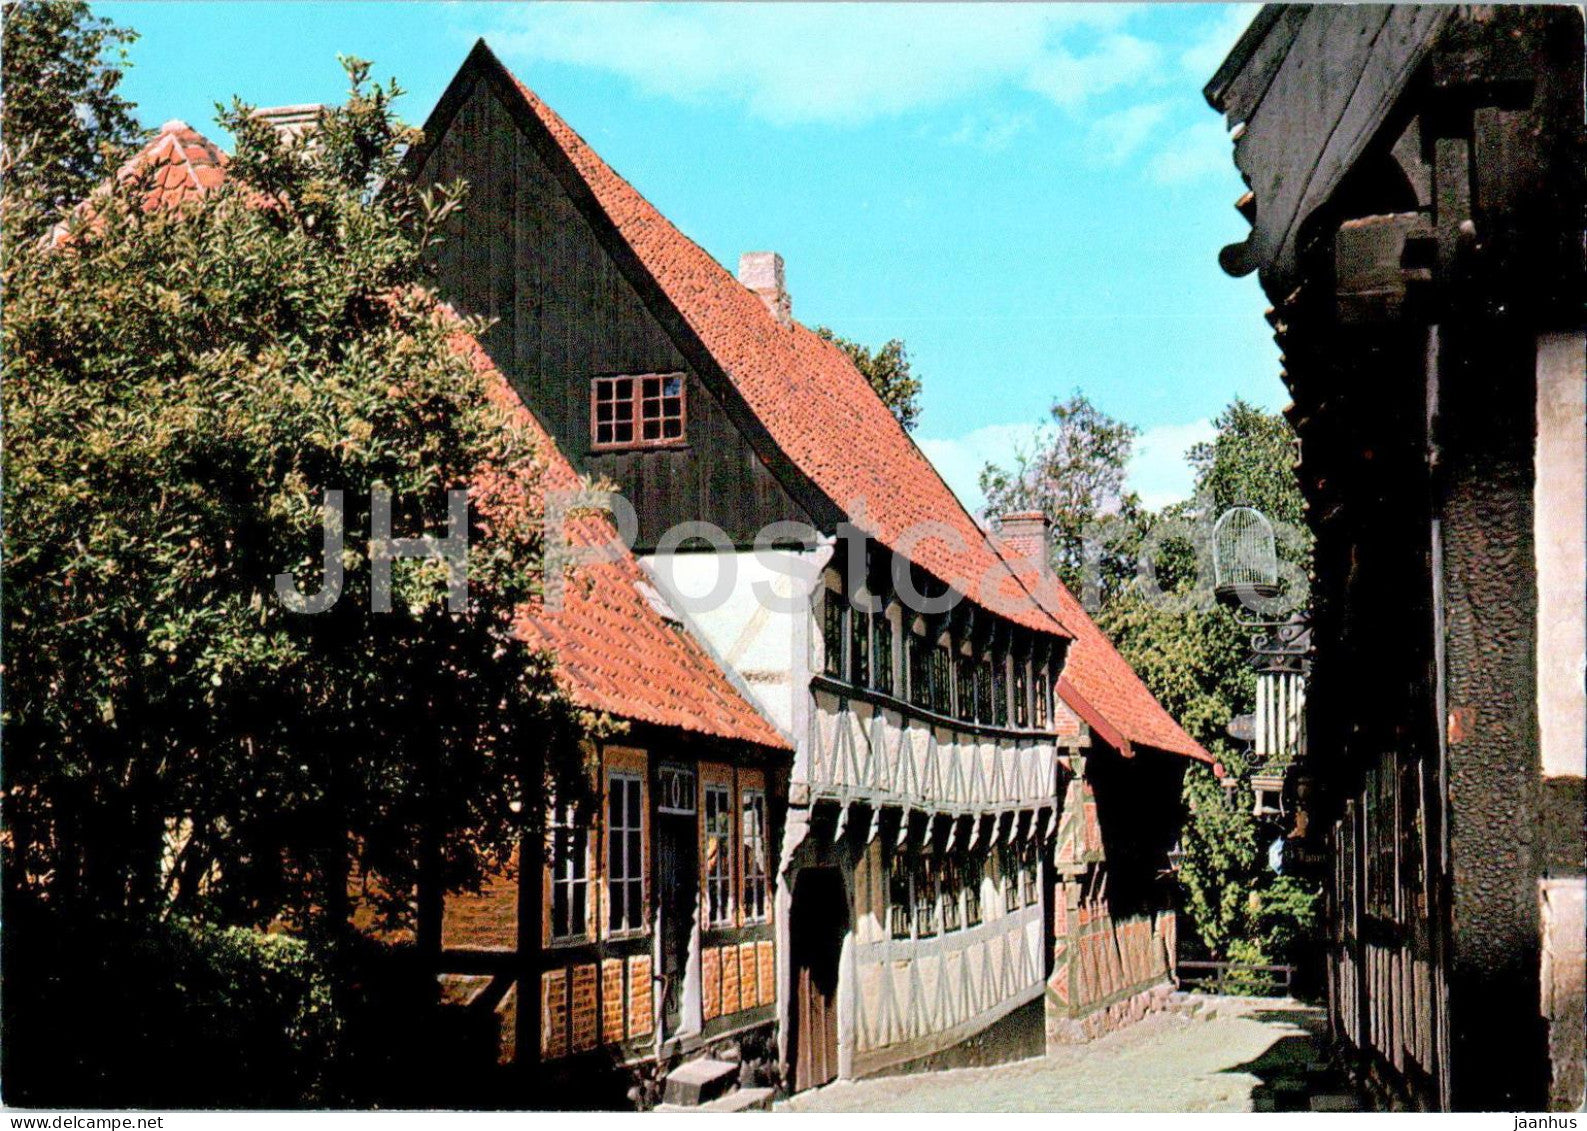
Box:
778;996;1355;1113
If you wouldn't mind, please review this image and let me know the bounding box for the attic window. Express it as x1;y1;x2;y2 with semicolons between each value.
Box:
592;373;685;449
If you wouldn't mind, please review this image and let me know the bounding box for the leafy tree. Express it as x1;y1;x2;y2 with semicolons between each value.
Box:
815;326;923;432
980;392;1144;600
2;57;587;935
1;1;140;235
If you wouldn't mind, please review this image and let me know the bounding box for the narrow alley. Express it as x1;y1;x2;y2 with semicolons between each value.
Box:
778;997;1363;1113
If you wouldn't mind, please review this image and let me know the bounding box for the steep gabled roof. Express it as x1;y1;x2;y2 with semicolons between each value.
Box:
997;544;1212;764
455;332;790;750
52;119;229;244
89;116;787;753
418;42;1070;643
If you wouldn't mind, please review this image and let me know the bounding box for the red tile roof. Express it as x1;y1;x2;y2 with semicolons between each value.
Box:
89;118;786;753
455;332;790;751
998;545;1212;763
468;47;1068;642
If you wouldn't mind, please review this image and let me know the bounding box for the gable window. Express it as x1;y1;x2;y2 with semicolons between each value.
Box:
607;773;644;935
703;782;733;927
551;807;589;941
741;789;770;923
592;373;685;449
872;609;894;696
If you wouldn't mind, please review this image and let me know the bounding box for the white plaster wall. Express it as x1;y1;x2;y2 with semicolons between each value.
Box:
1535;331;1586;780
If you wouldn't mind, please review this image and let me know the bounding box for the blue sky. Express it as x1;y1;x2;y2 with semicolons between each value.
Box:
98;2;1279;512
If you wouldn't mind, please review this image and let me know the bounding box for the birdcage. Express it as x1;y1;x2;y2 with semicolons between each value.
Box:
1213;506;1280;602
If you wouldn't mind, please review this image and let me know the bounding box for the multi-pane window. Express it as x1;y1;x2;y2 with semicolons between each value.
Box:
964;856;983;926
1021;842;1039;907
872;610;894;696
908;629;932;710
942;857;963;932
913;856;939;937
741;789;770;923
975;658;994;723
889;851;913;939
1014;659;1029;728
955;653;974;721
993;653;1009;727
849;597;870;687
607;774;644;934
703;783;734;927
931;645;953;716
551;807;589;941
1000;844;1020;912
823;588;845;679
592;373;684;448
1033;667;1049;729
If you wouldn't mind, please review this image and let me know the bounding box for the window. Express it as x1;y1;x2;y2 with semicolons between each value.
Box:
607;774;644;934
975;658;993;723
849;597;870;687
931;645;953;715
908;628;932;710
1000;844;1020;913
703;782;733;927
942;857;962;932
1033;666;1048;729
741;790;770;923
1021;842;1039;907
993;653;1009;728
1014;659;1029;728
823;588;845;679
964;856;983;926
592;373;684;448
914;856;939;937
955;652;974;721
872;610;893;696
551;807;589;941
889;851;913;939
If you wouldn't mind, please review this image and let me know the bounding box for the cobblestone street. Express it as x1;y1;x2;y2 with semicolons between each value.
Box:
778;997;1358;1113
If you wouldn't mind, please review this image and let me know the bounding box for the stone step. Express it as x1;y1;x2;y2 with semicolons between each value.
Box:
1309;1093;1365;1112
661;1057;740;1107
656;1086;776;1113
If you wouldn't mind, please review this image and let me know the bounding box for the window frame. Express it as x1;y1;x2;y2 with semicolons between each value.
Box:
605;772;646;937
740;788;770;924
550;805;590;943
702;781;735;929
590;372;687;451
822;584;846;680
872;608;894;696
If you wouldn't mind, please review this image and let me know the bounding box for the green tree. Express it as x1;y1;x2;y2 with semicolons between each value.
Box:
815;326;923;432
2;57;587;933
979;392;1144;599
1;1;140;234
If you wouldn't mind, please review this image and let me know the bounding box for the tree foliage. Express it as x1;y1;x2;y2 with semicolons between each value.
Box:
2;56;587;933
980;392;1143;598
815;326;923;432
1;1;140;237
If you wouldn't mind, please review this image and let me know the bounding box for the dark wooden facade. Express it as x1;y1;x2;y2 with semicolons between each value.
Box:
411;56;822;551
1207;5;1585;1111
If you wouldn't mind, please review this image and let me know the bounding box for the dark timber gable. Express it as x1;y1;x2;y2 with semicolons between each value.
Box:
409;47;822;550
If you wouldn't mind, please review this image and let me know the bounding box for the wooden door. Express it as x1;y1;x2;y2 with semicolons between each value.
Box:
789;867;845;1092
658;809;697;1036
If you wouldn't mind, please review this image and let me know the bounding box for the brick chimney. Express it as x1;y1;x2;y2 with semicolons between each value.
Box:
738;251;791;325
250;104;325;143
995;511;1053;577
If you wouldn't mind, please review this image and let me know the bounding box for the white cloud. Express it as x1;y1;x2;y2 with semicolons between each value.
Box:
1179;4;1260;80
930;110;1034;153
1146;119;1233;185
482;3;1159;126
1087;101;1171;165
1127;418;1215;509
917;421;1044;516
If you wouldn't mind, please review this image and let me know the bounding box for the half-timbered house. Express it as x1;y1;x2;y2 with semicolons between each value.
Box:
404;41;1088;1089
1206;5;1584;1111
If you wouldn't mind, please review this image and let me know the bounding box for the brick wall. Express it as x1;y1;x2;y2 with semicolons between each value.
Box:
542;969;568;1058
571;963;598;1051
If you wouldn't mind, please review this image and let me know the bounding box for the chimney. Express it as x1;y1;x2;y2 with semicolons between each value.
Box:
995;511;1053;577
250;104;325;143
738;251;791;325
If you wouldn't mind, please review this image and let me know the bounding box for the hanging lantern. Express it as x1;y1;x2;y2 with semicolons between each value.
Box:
1213;505;1280;603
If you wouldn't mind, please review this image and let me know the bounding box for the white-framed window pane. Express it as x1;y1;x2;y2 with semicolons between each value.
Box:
704;783;733;927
